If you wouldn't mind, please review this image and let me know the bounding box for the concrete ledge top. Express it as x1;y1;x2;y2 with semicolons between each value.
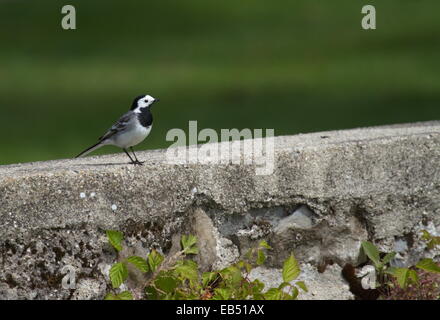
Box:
1;121;439;176
0;121;439;237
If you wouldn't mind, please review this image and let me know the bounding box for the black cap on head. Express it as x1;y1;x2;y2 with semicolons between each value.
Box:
131;95;146;110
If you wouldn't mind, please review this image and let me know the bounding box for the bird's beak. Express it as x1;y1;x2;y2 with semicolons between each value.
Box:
154;98;160;103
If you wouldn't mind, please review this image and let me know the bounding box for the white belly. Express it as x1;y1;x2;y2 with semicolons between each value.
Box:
112;125;151;148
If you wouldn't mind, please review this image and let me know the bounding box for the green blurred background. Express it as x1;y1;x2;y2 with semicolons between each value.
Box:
1;0;439;165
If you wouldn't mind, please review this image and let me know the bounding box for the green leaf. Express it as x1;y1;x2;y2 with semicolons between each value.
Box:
155;274;179;293
145;286;159;300
148;249;164;272
408;270;419;286
259;240;271;250
278;282;290;290
420;230;440;250
214;288;231;300
361;241;381;268
106;230;123;252
220;266;242;288
202;272;219;287
420;230;440;249
181;234;197;249
174;260;198;282
291;286;299;299
421;230;431;241
239;281;252;299
416;258;440;273
109;262;128;288
185;246;199;255
256;249;266;265
181;235;199;254
264;288;282;300
253;293;265;299
382;252;396;265
384;266;398;276
127;256;149;273
236;260;253;274
296;281;308;292
117;291;133;300
104;293;118;300
392;268;411;288
388;268;418;288
282;254;300;282
251;279;265;295
104;291;133;300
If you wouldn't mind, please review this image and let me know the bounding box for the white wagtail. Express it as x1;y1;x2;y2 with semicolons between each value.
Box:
75;94;159;165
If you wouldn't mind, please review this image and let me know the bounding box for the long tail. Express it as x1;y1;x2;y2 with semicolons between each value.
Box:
75;141;105;158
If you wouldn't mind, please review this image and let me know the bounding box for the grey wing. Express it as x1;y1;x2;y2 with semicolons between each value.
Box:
98;111;134;141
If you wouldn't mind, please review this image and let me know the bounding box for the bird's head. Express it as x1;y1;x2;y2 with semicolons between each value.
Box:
131;94;159;112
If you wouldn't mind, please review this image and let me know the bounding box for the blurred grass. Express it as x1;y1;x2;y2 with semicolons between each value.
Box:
0;0;439;164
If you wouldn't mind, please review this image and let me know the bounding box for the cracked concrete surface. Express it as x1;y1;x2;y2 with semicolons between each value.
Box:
0;121;439;299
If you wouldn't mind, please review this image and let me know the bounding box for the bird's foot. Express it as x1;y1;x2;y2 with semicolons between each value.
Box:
131;160;144;166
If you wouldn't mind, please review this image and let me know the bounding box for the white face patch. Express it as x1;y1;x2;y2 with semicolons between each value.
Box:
134;94;155;113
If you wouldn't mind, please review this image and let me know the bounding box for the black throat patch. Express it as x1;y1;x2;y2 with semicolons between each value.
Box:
137;108;153;127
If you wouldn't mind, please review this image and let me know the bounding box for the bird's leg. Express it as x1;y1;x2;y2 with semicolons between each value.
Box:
123;148;138;165
130;147;144;165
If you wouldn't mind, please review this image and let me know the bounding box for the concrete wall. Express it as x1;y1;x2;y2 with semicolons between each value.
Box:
0;121;439;299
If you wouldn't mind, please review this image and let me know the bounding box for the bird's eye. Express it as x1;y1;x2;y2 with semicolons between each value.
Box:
144;100;148;103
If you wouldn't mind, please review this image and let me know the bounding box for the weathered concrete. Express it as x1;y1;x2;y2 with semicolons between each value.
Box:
249;263;354;300
0;121;439;299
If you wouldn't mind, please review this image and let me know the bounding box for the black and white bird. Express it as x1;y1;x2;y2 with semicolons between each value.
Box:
75;94;158;165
